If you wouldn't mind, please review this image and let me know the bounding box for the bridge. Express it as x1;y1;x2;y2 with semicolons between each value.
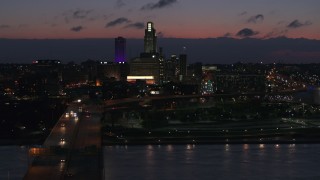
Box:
104;89;307;107
23;90;305;179
24;100;103;180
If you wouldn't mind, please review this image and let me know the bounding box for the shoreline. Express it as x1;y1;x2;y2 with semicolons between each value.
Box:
1;138;320;146
103;136;320;146
2;130;320;146
104;141;320;146
102;127;320;146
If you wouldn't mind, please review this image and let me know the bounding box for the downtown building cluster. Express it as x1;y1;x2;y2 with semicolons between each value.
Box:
121;22;190;85
1;22;320;101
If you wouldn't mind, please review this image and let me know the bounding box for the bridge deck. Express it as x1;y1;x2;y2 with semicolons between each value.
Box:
24;101;102;180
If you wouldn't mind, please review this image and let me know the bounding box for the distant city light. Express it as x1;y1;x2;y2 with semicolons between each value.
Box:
127;76;154;80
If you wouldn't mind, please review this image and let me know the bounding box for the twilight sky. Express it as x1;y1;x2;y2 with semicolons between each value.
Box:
0;0;319;39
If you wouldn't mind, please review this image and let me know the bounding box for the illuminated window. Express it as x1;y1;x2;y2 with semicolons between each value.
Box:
148;23;152;32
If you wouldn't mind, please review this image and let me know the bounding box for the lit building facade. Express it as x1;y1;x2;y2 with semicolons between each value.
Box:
144;22;157;54
115;37;126;63
129;22;164;84
129;56;163;84
201;80;215;94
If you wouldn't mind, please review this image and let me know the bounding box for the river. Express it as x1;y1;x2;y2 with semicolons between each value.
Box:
1;144;320;179
0;146;29;180
103;144;320;180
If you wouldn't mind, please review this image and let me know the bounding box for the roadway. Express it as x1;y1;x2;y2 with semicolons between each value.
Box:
104;89;307;107
24;100;103;180
64;104;103;179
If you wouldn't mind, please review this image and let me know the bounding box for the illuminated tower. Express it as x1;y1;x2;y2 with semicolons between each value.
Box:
144;22;157;54
115;36;126;63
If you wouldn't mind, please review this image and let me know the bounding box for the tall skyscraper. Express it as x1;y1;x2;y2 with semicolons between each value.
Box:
144;22;157;54
115;37;126;63
128;22;164;84
179;54;187;77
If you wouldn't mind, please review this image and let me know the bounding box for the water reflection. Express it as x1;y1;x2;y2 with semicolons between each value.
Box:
166;145;173;152
259;144;265;149
243;144;249;150
103;144;320;180
185;144;195;164
146;145;154;159
289;144;296;148
186;144;191;150
225;144;230;152
145;145;155;173
186;144;194;150
1;145;318;180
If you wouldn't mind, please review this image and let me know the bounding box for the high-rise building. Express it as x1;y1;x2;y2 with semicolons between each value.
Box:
179;54;187;77
144;22;157;54
115;37;126;63
129;22;164;84
164;55;178;82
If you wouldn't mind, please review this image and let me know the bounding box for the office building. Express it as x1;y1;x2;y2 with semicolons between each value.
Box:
178;54;187;81
144;22;157;54
115;37;126;63
164;55;177;82
128;22;164;84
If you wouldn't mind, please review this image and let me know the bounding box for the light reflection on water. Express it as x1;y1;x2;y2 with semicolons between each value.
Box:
104;144;320;180
1;144;320;180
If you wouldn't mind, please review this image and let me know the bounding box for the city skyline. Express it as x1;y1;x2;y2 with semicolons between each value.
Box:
1;2;320;178
0;0;319;40
1;37;320;64
1;1;320;64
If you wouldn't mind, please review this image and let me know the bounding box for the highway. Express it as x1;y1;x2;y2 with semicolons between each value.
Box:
64;104;103;179
104;89;307;107
24;99;103;180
